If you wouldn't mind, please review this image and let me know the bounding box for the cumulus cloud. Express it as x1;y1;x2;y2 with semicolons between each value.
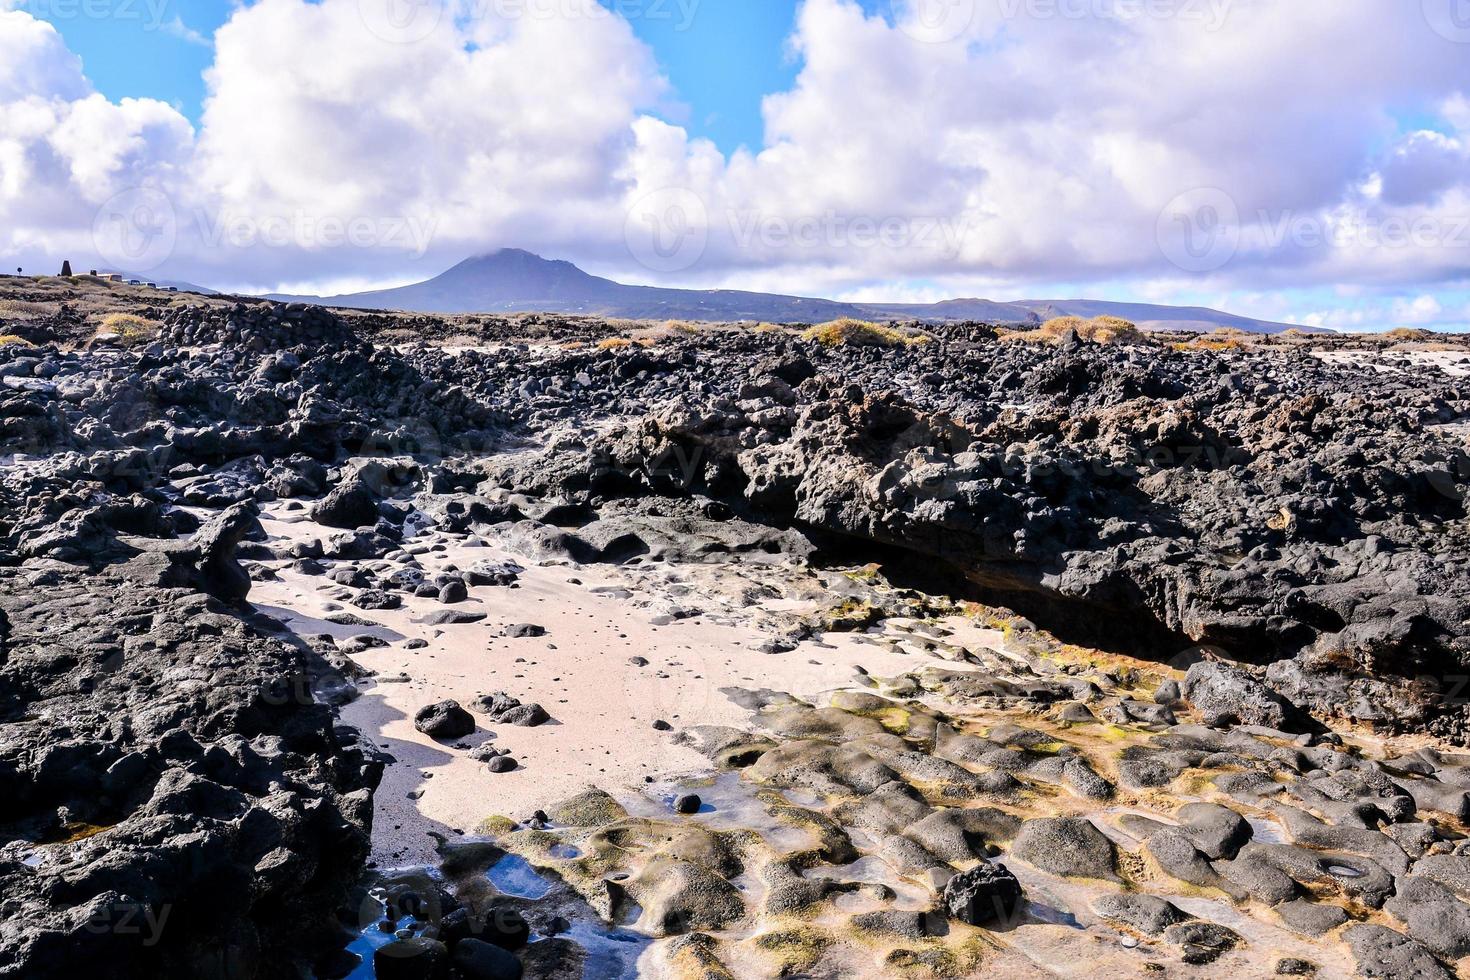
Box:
646;0;1470;293
1;0;1468;325
0;10;192;267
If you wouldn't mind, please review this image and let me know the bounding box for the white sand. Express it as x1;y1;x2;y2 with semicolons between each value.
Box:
251;508;996;867
1313;348;1470;377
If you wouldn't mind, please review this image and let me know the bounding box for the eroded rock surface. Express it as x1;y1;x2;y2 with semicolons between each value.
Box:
7;299;1470;977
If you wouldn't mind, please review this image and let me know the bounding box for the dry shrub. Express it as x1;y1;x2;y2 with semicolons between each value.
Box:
661;319;700;335
801;318;927;347
1174;337;1248;352
1087;315;1147;345
1007;315;1149;346
0;300;53;317
597;337;633;350
1385;327;1434;342
1037;316;1089;338
97;313;159;345
0;334;36;347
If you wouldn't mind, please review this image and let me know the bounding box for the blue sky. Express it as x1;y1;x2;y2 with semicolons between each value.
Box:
14;0;229;119
26;0;813;154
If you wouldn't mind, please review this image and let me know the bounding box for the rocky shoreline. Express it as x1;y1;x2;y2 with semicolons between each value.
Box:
5;299;1470;977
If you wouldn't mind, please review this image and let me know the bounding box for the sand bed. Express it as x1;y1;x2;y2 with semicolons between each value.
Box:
249;507;985;867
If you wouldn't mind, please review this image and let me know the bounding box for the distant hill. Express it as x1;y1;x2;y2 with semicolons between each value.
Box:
270;249;1305;333
1013;299;1301;334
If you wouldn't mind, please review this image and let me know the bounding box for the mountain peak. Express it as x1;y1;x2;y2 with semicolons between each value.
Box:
273;250;1300;331
459;248;560;267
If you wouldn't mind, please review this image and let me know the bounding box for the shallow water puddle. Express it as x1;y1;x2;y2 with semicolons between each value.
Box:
1025;901;1082;929
633;771;818;853
487;852;556;899
804;856;933;912
551;921;653;979
1246;815;1286;844
253;603;404;643
340;916;412;980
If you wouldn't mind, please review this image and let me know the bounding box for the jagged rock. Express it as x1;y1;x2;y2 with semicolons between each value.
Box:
942;862;1024;926
1183;661;1308;731
313;477;380;530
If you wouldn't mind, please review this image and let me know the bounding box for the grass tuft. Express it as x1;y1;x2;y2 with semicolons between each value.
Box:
1004;315;1149;346
802;318;929;348
0;300;53;317
1385;327;1434;342
97;313;160;345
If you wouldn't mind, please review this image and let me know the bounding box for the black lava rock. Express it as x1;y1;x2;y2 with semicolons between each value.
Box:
414;701;476;740
451;938;523;980
943;862;1025;926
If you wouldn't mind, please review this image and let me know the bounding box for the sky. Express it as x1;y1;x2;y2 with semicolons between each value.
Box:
2;0;1470;330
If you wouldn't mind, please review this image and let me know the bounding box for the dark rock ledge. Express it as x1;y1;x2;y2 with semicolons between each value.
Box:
0;563;383;979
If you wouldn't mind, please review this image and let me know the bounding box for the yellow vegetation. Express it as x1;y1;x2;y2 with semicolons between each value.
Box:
97;313;159;345
0;334;35;347
1005;315;1149;346
1173;337;1249;352
801;318;928;347
1385;327;1434;342
597;337;633;349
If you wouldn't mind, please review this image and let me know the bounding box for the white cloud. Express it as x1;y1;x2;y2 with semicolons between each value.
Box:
0;11;192;266
1;0;1468;327
161;16;210;47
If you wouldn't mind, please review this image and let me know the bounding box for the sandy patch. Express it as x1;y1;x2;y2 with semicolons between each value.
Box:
250;507;993;867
